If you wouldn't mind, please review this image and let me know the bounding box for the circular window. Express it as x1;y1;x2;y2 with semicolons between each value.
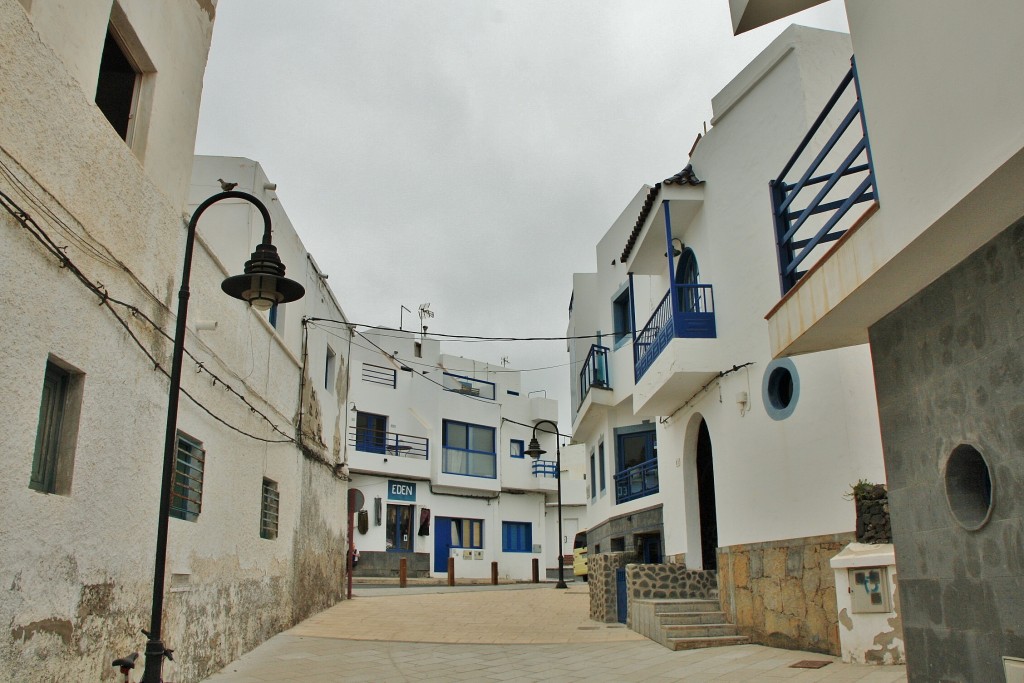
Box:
944;444;994;530
762;358;799;420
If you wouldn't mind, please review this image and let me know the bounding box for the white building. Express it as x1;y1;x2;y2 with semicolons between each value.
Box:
0;3;347;680
343;327;585;582
729;2;1024;681
567;26;886;654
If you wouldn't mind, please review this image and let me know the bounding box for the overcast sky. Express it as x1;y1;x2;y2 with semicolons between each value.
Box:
194;0;849;428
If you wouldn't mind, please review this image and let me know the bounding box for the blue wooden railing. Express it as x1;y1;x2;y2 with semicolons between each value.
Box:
770;59;876;295
633;283;715;381
349;427;429;459
578;344;610;406
531;459;558;478
614;459;659;503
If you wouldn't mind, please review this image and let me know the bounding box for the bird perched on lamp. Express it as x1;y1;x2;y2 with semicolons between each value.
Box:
218;178;238;191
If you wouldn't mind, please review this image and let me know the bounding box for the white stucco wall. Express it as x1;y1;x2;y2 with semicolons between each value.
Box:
567;26;885;568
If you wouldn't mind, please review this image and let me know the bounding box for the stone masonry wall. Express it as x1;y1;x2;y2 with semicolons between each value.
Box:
855;484;892;544
626;564;717;601
717;533;854;655
589;552;635;623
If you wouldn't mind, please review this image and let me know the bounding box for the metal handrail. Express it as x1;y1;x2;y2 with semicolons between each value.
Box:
614;459;659;503
532;459;559;478
348;427;429;459
633;284;715;381
578;344;610;406
770;59;877;294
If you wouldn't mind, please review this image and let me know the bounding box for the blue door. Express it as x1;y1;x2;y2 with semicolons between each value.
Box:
434;517;453;573
615;567;627;624
356;412;387;453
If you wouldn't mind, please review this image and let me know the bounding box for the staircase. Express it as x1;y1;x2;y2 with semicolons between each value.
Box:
632;598;750;651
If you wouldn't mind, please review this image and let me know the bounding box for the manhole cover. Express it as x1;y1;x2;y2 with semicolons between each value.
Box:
790;660;832;669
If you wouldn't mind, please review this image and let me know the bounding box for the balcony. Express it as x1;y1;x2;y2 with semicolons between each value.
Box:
633;284;716;382
348;427;431;479
531;459;558;478
578;344;610;404
769;60;876;296
615;459;659;504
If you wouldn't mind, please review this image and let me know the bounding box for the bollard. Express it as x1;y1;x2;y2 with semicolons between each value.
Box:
491;561;498;585
447;556;455;586
532;558;539;584
399;557;408;588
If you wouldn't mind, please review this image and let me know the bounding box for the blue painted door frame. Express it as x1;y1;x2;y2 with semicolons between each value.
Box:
434;517;453;573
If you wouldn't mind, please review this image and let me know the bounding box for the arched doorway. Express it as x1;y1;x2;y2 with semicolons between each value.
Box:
676;248;700;312
696;418;718;570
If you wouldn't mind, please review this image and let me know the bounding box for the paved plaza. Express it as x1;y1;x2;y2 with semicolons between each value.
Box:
202;583;908;682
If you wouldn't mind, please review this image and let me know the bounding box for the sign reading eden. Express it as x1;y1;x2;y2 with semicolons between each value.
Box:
388;480;416;501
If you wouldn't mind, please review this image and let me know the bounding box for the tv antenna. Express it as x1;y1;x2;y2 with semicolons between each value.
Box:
418;304;434;341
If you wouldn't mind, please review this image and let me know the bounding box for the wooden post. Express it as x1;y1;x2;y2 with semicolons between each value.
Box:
532;558;539;584
447;556;455;586
399;557;408;588
491;561;498;585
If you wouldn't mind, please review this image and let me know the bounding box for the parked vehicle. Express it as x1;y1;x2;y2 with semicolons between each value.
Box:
573;530;588;581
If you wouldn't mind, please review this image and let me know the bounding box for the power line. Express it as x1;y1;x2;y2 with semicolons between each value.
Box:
306;318;609;343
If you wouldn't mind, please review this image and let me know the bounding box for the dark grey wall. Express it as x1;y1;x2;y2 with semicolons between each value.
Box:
869;218;1024;683
586;504;663;556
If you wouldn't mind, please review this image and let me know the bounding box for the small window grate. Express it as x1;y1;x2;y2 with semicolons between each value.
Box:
362;363;397;388
170;433;204;522
261;478;280;540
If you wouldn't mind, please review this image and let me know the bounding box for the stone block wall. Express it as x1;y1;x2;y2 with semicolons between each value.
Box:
869;219;1024;683
855;484;892;544
357;551;430;577
588;551;635;622
717;533;854;655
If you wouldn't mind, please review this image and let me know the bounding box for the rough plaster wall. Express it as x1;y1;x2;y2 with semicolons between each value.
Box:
291;459;347;623
869;219;1024;683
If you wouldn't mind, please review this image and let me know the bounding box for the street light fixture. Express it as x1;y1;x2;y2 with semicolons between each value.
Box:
142;191;304;683
524;419;568;590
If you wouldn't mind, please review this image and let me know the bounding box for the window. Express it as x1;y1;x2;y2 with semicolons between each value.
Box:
362;362;397;388
268;303;284;332
448;518;484;549
502;521;532;553
510;439;524;459
29;359;84;495
614;426;658;504
414;342;422;358
325;345;336;391
355;412;387;454
260;478;280;540
170;432;204;521
762;358;800;421
442;420;496;478
589;451;597;499
387;504;414;551
94;8;154;149
599;441;606;493
612;286;632;344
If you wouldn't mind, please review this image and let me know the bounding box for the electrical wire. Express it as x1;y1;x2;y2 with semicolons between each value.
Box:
306;318;608;343
0;186;296;445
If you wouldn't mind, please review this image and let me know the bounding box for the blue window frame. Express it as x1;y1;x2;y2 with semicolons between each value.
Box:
612;285;632;345
449;517;484;549
442;420;496;478
355;412;387;454
589;451;597;499
614;426;658;504
386;503;414;551
510;439;524;459
599;441;606;493
171;432;204;522
502;521;532;553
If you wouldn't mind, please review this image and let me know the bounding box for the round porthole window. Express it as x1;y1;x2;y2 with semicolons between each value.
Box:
944;444;994;531
762;358;799;420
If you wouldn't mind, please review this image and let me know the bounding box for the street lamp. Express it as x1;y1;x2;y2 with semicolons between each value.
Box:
524;419;568;590
142;191;305;683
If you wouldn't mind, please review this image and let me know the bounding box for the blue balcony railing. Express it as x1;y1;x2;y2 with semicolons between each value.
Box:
349;427;429;459
770;59;876;295
531;459;558;478
634;283;715;381
615;459;659;504
578;344;610;406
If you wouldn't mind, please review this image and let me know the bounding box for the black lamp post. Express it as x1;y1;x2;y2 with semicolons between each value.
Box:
524;419;568;590
142;191;305;683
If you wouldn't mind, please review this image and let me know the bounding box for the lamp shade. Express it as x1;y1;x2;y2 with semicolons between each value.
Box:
222;241;304;310
523;437;545;459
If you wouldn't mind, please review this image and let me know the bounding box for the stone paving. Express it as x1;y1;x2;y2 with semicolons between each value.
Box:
202;583;908;682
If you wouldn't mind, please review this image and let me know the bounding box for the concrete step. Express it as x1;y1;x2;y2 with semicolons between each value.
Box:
663;623;740;638
666;634;751;651
652;599;721;614
657;611;729;626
